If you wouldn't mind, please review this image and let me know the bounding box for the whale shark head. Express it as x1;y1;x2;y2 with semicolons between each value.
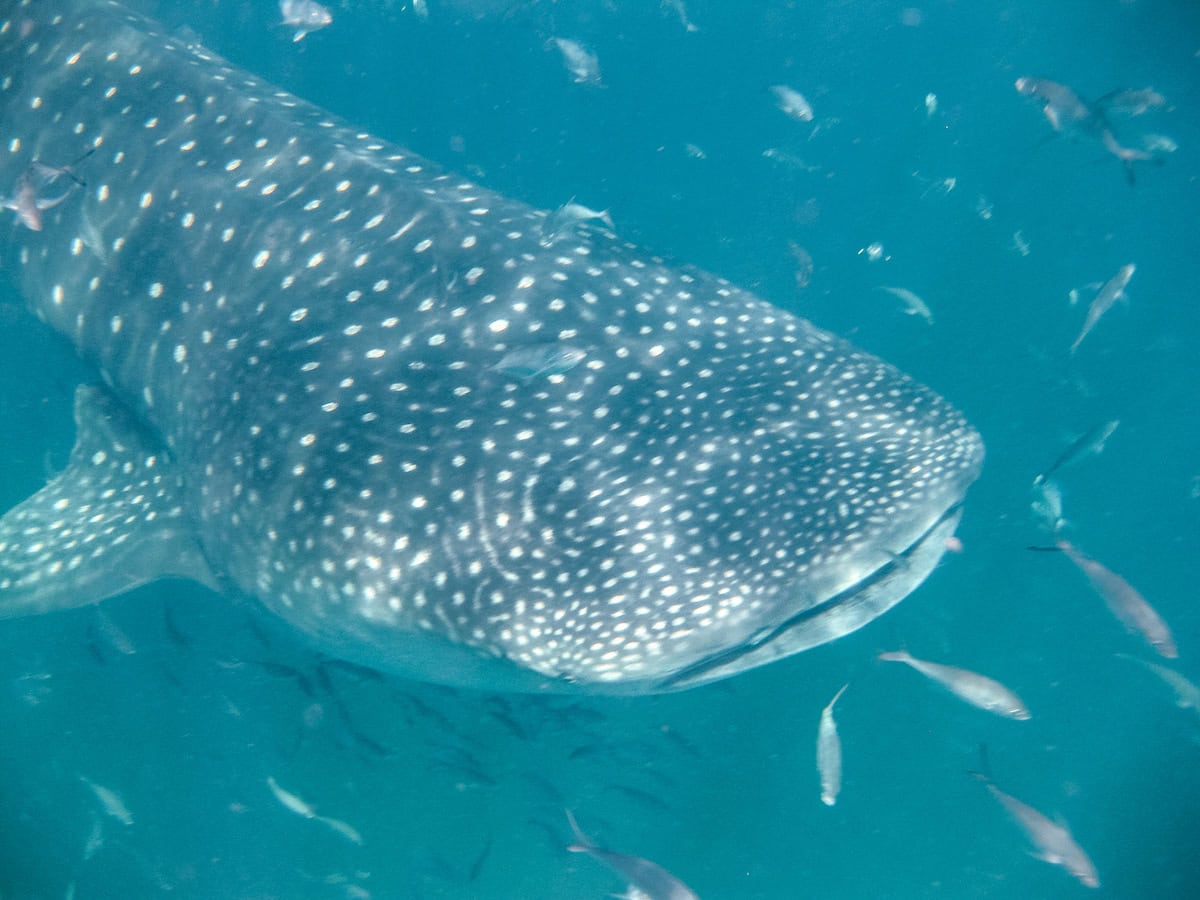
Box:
0;0;983;693
271;279;984;693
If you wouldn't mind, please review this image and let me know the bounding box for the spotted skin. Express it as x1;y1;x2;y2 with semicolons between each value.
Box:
0;0;984;693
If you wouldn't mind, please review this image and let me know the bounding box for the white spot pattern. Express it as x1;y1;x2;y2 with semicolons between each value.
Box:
0;0;983;694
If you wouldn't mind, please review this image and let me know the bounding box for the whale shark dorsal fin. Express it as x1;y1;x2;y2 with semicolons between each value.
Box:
0;385;217;618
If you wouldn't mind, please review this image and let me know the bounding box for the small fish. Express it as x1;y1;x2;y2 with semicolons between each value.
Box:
1097;87;1167;117
1117;654;1200;717
266;776;363;844
878;650;1030;720
1071;264;1134;353
761;148;821;173
973;767;1099;889
2;160;84;231
94;608;136;656
79;776;134;826
539;200;614;247
551;38;601;85
1015;78;1149;182
316;814;364;846
859;242;887;263
566;810;698;900
916;173;956;199
267;775;316;818
1031;478;1067;535
1141;133;1178;154
770;84;814;122
494;344;587;380
1033;419;1119;486
16;670;53;707
1056;540;1176;658
788;242;814;290
1015;77;1094;134
662;0;699;33
1012;230;1030;257
82;813;104;860
279;0;331;43
816;683;849;806
876;286;934;325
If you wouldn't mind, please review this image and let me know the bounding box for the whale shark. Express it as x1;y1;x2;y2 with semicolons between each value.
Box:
0;0;983;693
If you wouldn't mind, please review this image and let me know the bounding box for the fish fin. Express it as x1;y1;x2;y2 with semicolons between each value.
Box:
0;385;217;619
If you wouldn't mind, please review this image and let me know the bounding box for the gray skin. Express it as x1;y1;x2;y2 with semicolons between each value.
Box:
0;0;983;694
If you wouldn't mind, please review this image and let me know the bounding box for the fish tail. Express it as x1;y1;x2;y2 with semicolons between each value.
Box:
564;808;592;849
966;742;994;784
831;682;850;706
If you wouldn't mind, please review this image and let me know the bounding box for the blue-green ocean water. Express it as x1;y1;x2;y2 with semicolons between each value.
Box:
0;1;1197;897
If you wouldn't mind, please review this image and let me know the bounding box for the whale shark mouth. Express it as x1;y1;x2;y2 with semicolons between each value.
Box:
657;501;965;691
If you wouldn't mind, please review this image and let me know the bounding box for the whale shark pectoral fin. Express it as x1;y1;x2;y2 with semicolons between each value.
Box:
0;385;216;619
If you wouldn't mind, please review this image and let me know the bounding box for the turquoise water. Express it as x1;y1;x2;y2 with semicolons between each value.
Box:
0;1;1197;897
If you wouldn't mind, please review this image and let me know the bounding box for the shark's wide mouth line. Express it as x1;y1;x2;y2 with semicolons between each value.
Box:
657;500;965;690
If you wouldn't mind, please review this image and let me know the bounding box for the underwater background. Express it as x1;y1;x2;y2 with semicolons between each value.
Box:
0;0;1197;897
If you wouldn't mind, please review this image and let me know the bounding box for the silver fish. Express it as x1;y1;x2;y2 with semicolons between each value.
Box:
1117;653;1200;718
79;776;133;826
877;286;935;325
82;813;105;860
279;0;331;43
266;776;363;845
1030;478;1066;536
816;682;849;806
2;160;82;231
878;650;1030;720
493;344;587;380
538;200;614;247
566;811;698;900
551;38;601;85
770;84;814;122
977;775;1099;889
1097;87;1167;117
1141;133;1178;154
1071;264;1134;353
1032;419;1119;486
1057;541;1177;658
662;0;699;33
788;241;814;290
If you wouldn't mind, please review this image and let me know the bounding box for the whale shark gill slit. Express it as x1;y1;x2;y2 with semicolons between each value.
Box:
0;0;983;694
